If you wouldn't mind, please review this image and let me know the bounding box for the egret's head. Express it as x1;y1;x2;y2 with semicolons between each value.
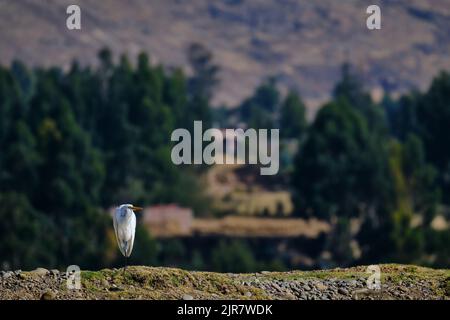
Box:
119;203;143;213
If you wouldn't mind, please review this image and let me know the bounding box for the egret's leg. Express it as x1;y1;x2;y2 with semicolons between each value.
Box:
122;240;128;271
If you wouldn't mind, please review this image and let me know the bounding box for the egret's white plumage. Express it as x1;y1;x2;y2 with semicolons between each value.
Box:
113;204;143;260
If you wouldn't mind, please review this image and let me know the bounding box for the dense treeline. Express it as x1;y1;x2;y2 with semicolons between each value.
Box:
292;65;449;267
205;63;449;270
0;47;214;270
219;64;449;268
0;47;449;271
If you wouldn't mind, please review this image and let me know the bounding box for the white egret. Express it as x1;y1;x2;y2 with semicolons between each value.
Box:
113;204;143;268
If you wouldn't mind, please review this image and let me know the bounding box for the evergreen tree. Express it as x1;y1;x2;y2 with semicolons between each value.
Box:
187;43;220;100
293;99;392;219
415;72;450;203
0;192;57;269
238;78;279;128
279;91;306;138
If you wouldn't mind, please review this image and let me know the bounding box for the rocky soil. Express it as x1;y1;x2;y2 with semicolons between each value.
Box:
0;264;448;300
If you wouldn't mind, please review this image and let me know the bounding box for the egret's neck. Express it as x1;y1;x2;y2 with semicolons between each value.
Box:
120;209;134;220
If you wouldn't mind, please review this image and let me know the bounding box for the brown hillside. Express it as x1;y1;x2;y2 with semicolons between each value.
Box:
0;0;449;110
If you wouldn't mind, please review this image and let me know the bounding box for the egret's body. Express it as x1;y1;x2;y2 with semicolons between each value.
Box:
113;204;143;267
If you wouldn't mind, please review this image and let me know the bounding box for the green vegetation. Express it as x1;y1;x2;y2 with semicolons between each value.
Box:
0;47;449;272
293;65;449;268
0;48;212;270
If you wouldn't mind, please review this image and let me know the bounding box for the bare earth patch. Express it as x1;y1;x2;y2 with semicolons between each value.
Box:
0;264;448;300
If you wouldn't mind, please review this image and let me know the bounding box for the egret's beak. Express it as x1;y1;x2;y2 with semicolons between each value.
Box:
131;206;143;212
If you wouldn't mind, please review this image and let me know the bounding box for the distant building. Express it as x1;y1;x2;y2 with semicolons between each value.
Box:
142;204;193;237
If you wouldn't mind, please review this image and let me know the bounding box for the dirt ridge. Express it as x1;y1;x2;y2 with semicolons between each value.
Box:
0;264;448;300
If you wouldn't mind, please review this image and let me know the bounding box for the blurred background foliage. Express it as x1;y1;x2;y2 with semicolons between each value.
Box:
0;46;449;272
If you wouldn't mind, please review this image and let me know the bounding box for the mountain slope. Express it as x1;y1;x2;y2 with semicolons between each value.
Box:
0;0;449;109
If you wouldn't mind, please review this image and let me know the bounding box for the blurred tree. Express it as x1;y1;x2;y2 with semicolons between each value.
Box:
415;72;450;203
10;60;34;102
384;93;421;140
333;63;372;111
293;99;392;220
358;138;437;264
187;43;220;100
0;192;57;270
279;91;306;139
239;78;279;126
402;134;440;225
160;239;186;267
190;250;205;271
0;120;40;197
324;218;354;267
211;240;257;272
424;229;450;267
